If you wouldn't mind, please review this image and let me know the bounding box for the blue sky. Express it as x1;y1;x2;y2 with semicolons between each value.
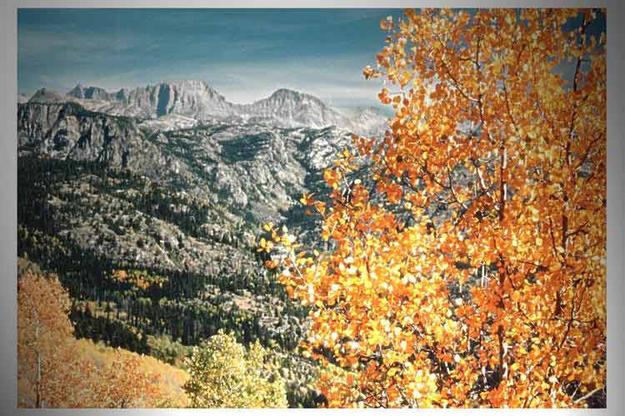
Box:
18;9;402;107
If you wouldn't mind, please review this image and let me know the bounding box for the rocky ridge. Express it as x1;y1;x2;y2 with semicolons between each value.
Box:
26;80;387;136
18;97;356;277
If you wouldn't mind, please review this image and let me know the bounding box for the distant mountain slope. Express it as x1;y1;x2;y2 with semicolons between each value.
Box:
18;101;149;168
17;99;350;350
18;93;30;104
26;80;388;136
238;88;351;130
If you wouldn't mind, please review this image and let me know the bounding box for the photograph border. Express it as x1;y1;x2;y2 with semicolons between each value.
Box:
1;1;622;415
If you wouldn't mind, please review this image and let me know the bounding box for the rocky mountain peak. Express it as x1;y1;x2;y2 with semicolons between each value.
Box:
115;88;129;101
28;88;66;103
67;84;111;101
130;79;232;118
18;93;30;104
269;88;308;100
263;88;326;107
159;79;216;91
20;80;388;136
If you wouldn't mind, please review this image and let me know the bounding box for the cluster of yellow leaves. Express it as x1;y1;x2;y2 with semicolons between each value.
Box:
184;330;288;408
18;270;188;408
266;8;606;408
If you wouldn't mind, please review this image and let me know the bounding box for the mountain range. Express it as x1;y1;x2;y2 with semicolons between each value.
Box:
17;80;390;406
24;80;388;136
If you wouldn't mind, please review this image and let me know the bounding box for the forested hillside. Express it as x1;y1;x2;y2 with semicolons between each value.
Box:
16;92;357;407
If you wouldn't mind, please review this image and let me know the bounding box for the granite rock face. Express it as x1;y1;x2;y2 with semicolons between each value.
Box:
18;102;151;169
18;99;356;275
22;80;388;136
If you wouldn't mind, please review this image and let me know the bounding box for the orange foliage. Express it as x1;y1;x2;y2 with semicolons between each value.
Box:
111;269;167;290
267;9;606;408
18;270;188;408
